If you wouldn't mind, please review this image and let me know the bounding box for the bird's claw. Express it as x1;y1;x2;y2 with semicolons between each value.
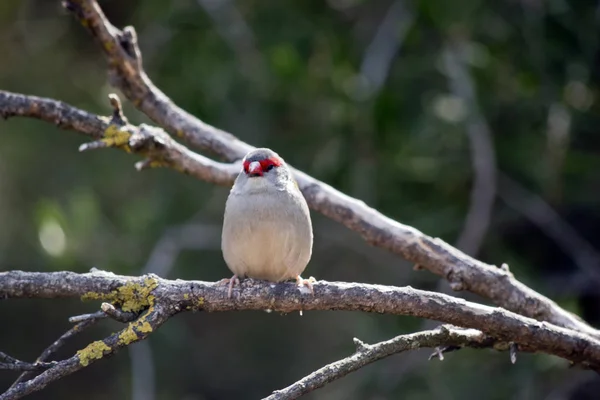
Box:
223;275;240;299
296;275;317;295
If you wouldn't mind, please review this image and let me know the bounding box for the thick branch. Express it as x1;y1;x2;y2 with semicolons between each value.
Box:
1;270;600;373
54;0;599;338
265;326;509;400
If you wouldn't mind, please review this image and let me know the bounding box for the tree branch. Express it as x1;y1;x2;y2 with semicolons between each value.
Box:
1;270;600;377
0;353;56;373
0;297;172;400
0;90;238;185
265;326;511;400
7;301;137;391
7;314;104;390
45;0;598;339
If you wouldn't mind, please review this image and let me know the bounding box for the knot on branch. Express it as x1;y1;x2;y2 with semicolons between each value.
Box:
129;124;170;153
497;263;515;279
353;338;371;353
446;270;466;291
119;26;143;67
108;94;128;125
78;94;134;152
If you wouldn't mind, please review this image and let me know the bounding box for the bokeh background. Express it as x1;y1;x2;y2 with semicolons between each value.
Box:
2;0;600;399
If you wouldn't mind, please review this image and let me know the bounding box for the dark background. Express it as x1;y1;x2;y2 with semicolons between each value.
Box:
2;0;600;399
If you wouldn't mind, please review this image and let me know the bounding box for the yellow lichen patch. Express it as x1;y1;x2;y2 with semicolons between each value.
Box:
119;278;158;312
118;324;138;345
101;124;131;151
138;321;153;333
81;277;159;314
81;291;117;303
118;315;154;346
77;340;111;366
195;297;204;308
183;293;189;300
150;160;166;168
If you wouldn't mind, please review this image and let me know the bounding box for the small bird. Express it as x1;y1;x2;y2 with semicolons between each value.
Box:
221;148;315;298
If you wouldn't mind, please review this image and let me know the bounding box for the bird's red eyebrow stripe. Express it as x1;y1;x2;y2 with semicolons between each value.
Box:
243;156;282;172
260;157;282;169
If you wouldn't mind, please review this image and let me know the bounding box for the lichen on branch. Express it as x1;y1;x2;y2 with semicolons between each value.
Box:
81;276;158;313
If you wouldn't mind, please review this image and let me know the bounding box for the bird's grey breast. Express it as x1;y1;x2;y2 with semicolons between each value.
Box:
222;185;313;280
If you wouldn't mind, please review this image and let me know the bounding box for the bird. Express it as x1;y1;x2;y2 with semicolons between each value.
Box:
221;148;315;298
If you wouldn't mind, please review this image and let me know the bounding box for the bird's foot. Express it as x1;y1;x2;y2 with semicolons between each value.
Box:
295;275;317;295
222;275;240;299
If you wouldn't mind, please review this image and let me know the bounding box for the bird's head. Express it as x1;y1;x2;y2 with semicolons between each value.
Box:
233;148;291;193
243;148;283;177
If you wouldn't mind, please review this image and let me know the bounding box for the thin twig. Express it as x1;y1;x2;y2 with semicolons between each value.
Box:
0;354;57;372
100;303;138;323
8;316;101;388
1;301;172;400
68;310;106;323
264;326;505;400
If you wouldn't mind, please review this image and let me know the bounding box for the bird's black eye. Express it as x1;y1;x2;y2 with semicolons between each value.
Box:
265;164;275;172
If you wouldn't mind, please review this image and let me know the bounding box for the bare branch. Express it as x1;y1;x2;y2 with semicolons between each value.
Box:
2;270;600;375
100;303;138;323
0;300;172;400
68;311;106;323
0;91;107;137
265;326;508;400
0;90;238;186
0;353;56;372
48;0;600;338
7;316;101;389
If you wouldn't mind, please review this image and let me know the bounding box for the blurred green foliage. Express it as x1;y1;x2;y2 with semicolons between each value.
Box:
2;0;600;399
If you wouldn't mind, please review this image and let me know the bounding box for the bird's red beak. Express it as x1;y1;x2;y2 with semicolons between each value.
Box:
248;161;262;176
